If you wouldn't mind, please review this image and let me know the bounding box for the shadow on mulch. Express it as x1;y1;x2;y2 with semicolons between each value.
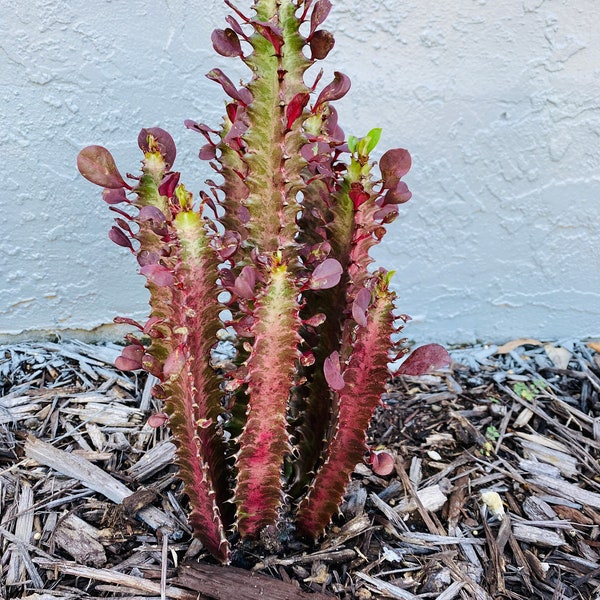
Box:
1;339;600;599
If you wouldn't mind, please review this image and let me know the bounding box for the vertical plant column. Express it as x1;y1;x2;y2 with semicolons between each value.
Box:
296;273;397;537
234;260;302;537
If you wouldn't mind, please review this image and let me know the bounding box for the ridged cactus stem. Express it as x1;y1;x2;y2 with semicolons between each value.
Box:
295;274;397;537
242;0;310;255
234;260;302;537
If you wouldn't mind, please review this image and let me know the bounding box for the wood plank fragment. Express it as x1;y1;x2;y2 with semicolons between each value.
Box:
175;561;335;600
52;513;107;567
528;474;600;509
357;571;418;599
512;523;566;547
6;480;35;585
24;435;179;533
34;558;192;599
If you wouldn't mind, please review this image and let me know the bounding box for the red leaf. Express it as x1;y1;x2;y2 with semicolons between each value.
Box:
147;412;169;428
138;205;166;228
310;0;332;36
369;450;395;476
379;148;411;190
352;288;371;327
383;181;412;205
206;68;252;105
140;264;174;287
304;312;326;327
137;250;161;267
115;344;144;371
349;182;370;209
102;188;128;204
309;258;343;290
286;92;310;130
309;29;335;60
113;316;143;330
158;171;180;197
397;343;451;376
315;71;351;108
163;345;186;379
251;20;284;55
233;265;257;299
324;351;345;391
199;144;217;161
137;128;177;169
77;145;128;189
108;226;133;250
211;28;243;57
142;316;164;335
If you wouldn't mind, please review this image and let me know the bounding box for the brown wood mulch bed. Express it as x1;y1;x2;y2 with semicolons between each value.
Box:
1;338;600;599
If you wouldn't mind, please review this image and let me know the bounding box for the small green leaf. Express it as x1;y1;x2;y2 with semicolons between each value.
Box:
363;127;382;153
485;425;500;441
347;135;358;153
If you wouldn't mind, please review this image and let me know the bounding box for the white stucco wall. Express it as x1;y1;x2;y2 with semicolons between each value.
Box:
1;0;599;344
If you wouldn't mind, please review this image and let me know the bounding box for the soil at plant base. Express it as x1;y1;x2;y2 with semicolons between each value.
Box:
1;338;600;599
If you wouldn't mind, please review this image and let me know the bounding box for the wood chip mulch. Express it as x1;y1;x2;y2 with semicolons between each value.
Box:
1;338;600;599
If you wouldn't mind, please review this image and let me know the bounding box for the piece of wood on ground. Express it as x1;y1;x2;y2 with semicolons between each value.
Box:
24;434;179;534
175;561;335;600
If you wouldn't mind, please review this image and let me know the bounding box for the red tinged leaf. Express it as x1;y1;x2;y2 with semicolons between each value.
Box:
142;352;163;378
158;171;180;197
108;226;133;250
140;264;174;287
163;345;186;379
184;120;220;145
304;312;326;327
229;314;254;338
300;351;316;367
225;14;246;37
138;205;166;228
142;316;164;335
286;93;310;130
373;204;398;223
324;351;345;391
206;69;252;105
113;316;143;330
199;144;217;161
77;145;129;189
352;287;371;327
211;27;243;57
383;181;412;205
233;265;257;299
349;182;370;209
397;343;451;376
115;344;144;371
310;0;332;36
309;29;335;60
379;148;411;190
251;20;284;55
137;128;177;169
213;230;241;260
369;450;395;476
300;140;330;163
315;71;351;108
137;250;161;267
309;258;343;290
147;412;169;428
102;188;128;204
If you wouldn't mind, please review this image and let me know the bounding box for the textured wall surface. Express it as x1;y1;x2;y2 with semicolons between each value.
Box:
1;0;599;343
